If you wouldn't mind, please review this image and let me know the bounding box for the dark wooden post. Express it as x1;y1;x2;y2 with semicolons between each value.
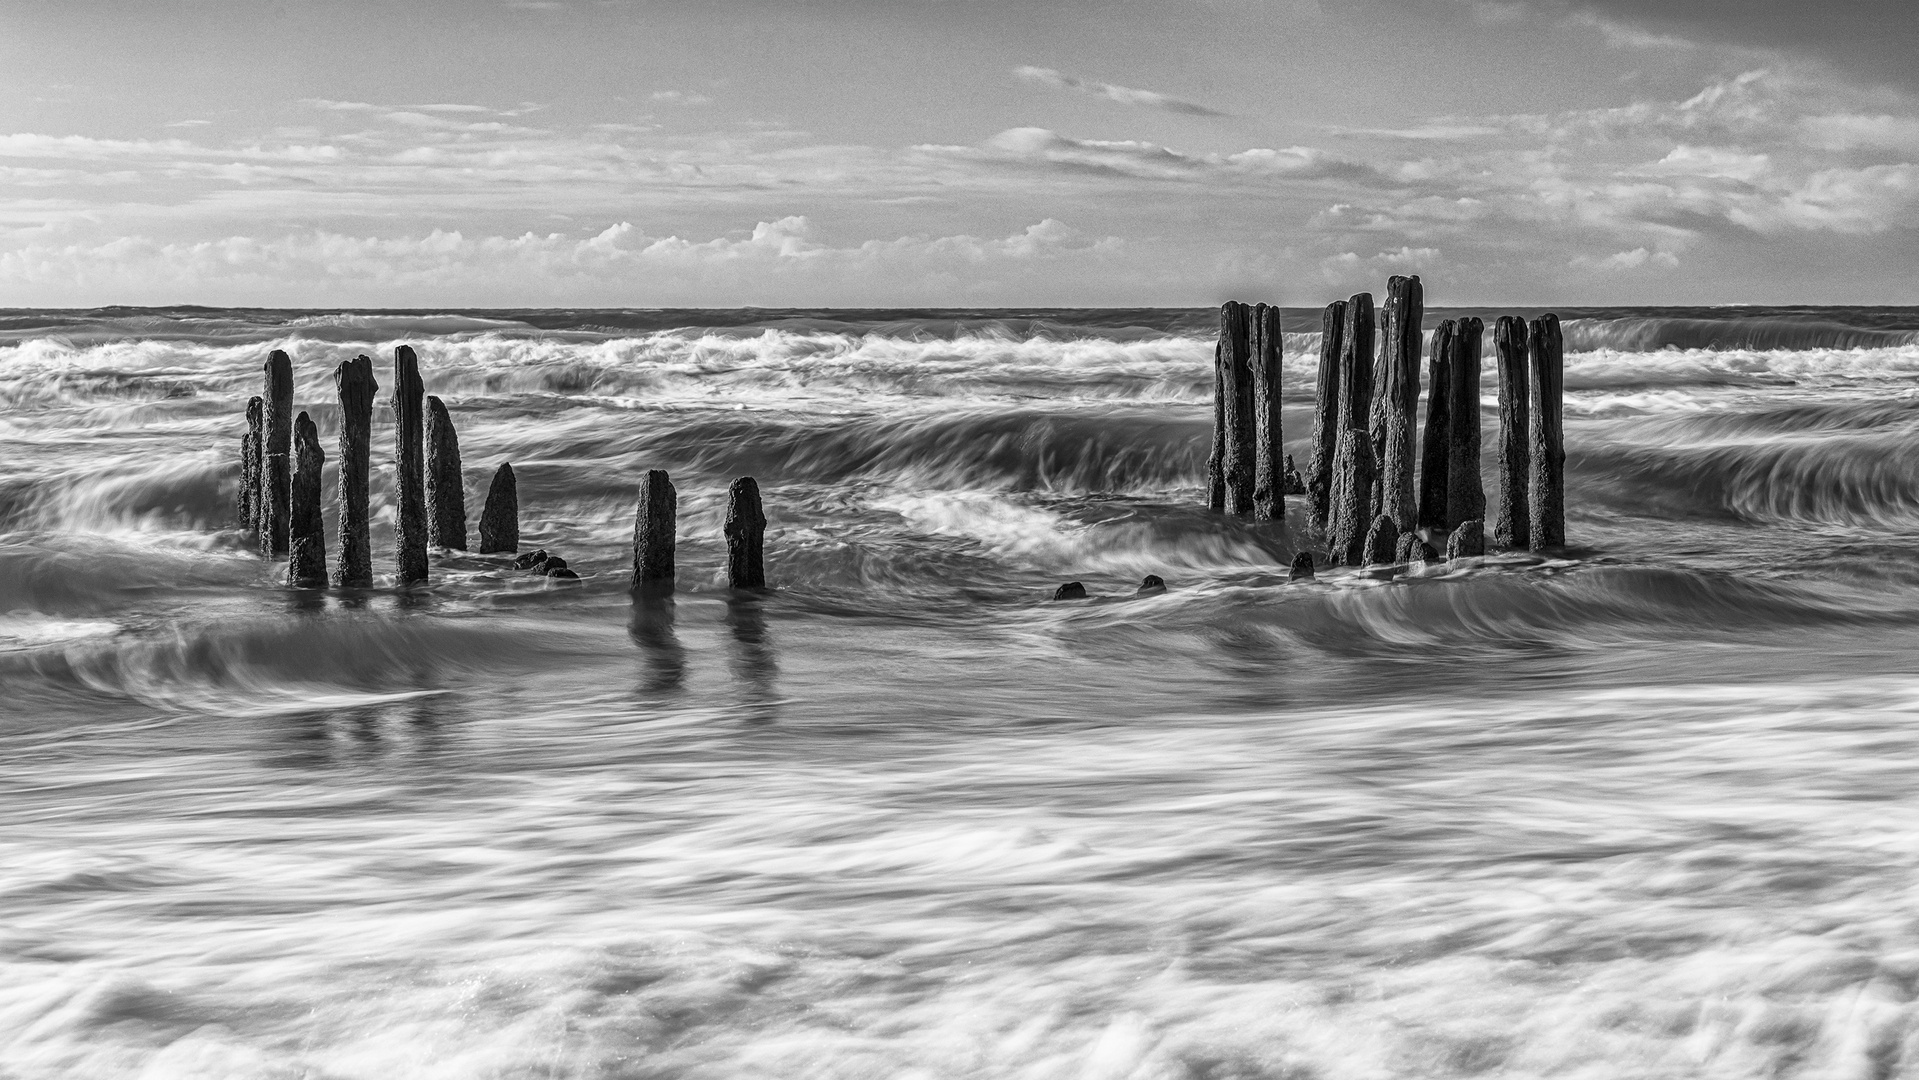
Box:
1306;300;1346;530
392;345;428;585
1288;552;1315;582
478;463;519;554
1250;303;1284;521
1218;302;1256;515
1363;514;1398;568
631;469;677;591
1206;338;1226;512
1416;319;1456;532
240;395;263;535
1528;313;1565;549
1447;317;1486;531
288;411;327;587
332;355;377;587
1447;518;1485;559
1327;429;1375;566
1372;275;1422;530
425;395;467;550
1492;316;1531;549
1329;293;1375;543
724;476;767;589
260;350;293;556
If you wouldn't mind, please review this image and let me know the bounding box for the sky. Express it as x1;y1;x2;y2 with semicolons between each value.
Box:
0;0;1915;308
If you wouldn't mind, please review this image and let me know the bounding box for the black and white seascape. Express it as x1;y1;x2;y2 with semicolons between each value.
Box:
6;1;1919;1077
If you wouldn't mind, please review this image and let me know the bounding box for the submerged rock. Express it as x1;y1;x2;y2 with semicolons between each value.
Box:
546;566;580;581
1135;574;1166;597
1288;552;1315;582
512;549;549;570
1053;582;1088;601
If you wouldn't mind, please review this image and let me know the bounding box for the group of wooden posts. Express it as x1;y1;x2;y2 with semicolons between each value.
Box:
1209;275;1565;575
235;346;768;592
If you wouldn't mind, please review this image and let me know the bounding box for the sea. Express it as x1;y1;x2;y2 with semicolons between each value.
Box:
4;304;1919;1078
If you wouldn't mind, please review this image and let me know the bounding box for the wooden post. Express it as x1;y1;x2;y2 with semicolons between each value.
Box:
392;345;428;585
1363;514;1398;567
425;395;467;551
724;476;767;589
288;411;327;587
1372;275;1422;530
1528;313;1565;549
260;350;293;556
332;355;377;587
1447;518;1485;559
1329;293;1375;548
1250;303;1284;521
1492;316;1531;549
631;468;677;592
478;463;519;554
1288;552;1315;582
1416;319;1456;532
1218;302;1256;515
1206;337;1225;512
240;395;263;535
1447;317;1486;531
1306;300;1346;530
1327;429;1375;566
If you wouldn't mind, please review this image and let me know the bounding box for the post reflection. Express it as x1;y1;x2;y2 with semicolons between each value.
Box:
628;584;686;695
725;593;780;721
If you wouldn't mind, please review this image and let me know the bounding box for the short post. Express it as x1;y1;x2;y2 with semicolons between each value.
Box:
332;355;377;587
631;468;677;592
1527;313;1565;549
478;462;519;554
1492;316;1531;549
1447;317;1486;530
260;350;294;555
1416;319;1456;532
287;411;327;587
240;395;263;535
1327;428;1375;566
1372;275;1422;529
1447;518;1485;559
425;395;467;550
1288;552;1315;582
1306;300;1346;530
1363;514;1398;567
1218;302;1256;515
724;476;767;589
392;345;428;585
1250;303;1284;521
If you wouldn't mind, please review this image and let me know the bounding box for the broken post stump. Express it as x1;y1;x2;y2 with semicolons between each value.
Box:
1447;317;1486;531
1217;302;1256;515
1307;300;1347;530
1373;275;1423;530
1288;552;1316;582
392;345;428;585
631;468;677;592
261;350;293;556
332;355;377;588
1250;302;1284;520
240;395;263;535
1052;582;1088;601
425;395;467;551
1395;531;1418;564
1492;316;1531;549
1527;313;1565;550
1136;574;1166;597
1327;429;1375;566
724;476;767;589
1416;319;1457;532
288;411;327;587
1448;518;1486;559
478;462;519;554
1363;514;1399;567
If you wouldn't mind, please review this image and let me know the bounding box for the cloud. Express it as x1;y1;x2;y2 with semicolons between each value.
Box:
926;127;1389;186
1569;247;1680;271
650;90;713;106
1013;66;1226;117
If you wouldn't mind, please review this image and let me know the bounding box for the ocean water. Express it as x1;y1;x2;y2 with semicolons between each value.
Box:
5;304;1919;1077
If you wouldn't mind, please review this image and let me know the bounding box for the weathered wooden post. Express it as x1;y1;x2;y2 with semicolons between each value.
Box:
1288;552;1315;582
260;350;294;556
1528;313;1566;549
1447;518;1486;559
1416;319;1456;532
239;395;263;535
724;476;767;589
1447;317;1486;530
1363;514;1398;567
631;469;677;593
332;355;377;588
1207;337;1226;512
1250;303;1284;520
478;462;519;554
1327;429;1375;565
392;345;428;585
425;395;467;551
288;411;327;587
1217;302;1256;515
1306;300;1346;529
1372;275;1422;529
1492;316;1531;549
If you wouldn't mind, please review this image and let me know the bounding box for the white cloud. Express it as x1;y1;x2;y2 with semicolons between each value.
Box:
650;91;713;106
1013;67;1225;117
1569;247;1680;272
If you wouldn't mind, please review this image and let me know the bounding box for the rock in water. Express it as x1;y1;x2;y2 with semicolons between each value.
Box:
1306;300;1345;530
332;355;378;587
1492;316;1531;549
1447;317;1486;531
1527;313;1566;550
425;395;467;551
1417;320;1456;532
631;469;677;592
537;555;568;572
261;350;294;556
1136;574;1166;597
511;548;548;570
1447;518;1486;559
1363;514;1399;567
724;476;767;589
391;345;428;585
1288;552;1316;582
1052;582;1088;601
545;566;580;581
287;411;327;587
478;463;519;554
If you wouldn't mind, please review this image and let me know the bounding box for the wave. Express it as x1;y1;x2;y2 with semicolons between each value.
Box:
1564;316;1919;354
